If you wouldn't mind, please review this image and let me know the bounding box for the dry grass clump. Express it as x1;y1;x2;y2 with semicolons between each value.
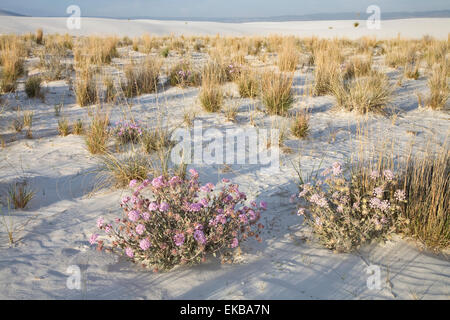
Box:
7;180;35;209
0;36;25;92
38;41;70;81
141;127;174;154
236;69;259;98
426;63;449;110
342;56;373;80
73;119;84;135
399;147;449;249
98;152;151;188
85;114;110;154
25;76;42;98
35;28;43;45
58;117;70;136
261;72;294;115
331;70;392;114
290;111;310;138
75;36;118;65
74;66;99;107
385;42;418;68
199;72;223;112
122;58;162;97
277;37;299;72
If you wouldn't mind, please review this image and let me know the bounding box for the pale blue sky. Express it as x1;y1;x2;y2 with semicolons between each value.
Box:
1;0;449;18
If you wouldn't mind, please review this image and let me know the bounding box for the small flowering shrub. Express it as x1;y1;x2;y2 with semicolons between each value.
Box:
111;120;143;144
294;162;407;252
224;63;241;81
91;169;266;271
169;62;201;87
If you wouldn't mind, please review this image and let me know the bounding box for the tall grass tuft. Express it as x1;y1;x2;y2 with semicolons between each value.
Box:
399;148;449;249
199;72;223;112
426;63;449;110
25;76;42;98
277;37;299;72
122;58;161;97
261;72;294;115
331;70;392;114
85;114;109;154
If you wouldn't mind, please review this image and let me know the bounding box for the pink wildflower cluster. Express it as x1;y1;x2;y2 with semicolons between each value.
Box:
112;120;144;144
294;162;407;252
90;169;266;271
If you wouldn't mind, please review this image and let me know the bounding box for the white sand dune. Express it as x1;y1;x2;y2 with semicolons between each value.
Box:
0;16;449;39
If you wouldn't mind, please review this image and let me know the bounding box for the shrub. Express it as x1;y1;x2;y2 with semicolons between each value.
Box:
294;162;407;252
90;170;266;271
426;63;449;110
25;76;42;98
331;71;392;114
85;114;109;154
199;73;223;112
161;47;169;58
111;120;144;144
261;72;294;115
290;111;309;138
169;61;201;87
399;150;449;249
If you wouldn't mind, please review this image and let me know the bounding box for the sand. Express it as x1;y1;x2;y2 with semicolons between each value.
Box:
0;17;449;39
0;18;449;300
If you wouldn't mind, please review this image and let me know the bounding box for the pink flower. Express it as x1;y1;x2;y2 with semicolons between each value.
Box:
370;170;380;180
148;202;158;211
129;179;138;188
125;247;134;258
89;234;98;245
239;214;248;225
173;232;185;246
152;175;165;188
260;201;267;210
337;205;344;213
189;168;199;178
373;187;384;198
394;189;406;201
297;208;305;216
136;224;145;235
104;225;111;233
231;238;239;248
222;178;230;183
159;202;169;212
121;196;131;205
141;211;150;220
332;162;343;176
194;230;207;245
96;217;104;229
383;170;394;181
128;210;140;222
139;238;151;250
189;203;202;212
200;198;209;207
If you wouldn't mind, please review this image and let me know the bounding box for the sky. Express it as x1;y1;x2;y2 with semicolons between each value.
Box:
1;0;450;18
